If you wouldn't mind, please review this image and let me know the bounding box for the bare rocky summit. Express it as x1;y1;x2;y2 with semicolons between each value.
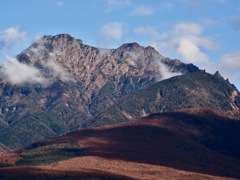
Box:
0;34;201;149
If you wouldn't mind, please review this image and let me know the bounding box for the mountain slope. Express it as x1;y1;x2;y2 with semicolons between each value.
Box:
88;71;240;127
0;108;239;179
0;34;200;150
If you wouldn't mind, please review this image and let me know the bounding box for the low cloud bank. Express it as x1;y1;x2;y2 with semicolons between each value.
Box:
1;37;76;86
2;55;47;85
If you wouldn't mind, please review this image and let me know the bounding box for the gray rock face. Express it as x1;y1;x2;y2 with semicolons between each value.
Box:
0;34;200;149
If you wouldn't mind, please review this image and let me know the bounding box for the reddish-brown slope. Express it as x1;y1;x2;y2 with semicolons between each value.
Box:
1;108;240;179
46;108;240;179
0;152;20;166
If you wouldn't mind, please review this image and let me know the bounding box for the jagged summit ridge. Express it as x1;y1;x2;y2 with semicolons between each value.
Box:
214;71;224;80
0;34;202;149
14;34;200;85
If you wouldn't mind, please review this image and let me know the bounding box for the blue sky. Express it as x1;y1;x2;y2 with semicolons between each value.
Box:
0;0;240;89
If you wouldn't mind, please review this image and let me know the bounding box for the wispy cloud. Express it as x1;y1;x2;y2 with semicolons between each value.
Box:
130;6;154;16
135;22;218;64
156;61;182;81
1;36;77;86
27;38;76;83
0;27;26;51
99;22;124;47
56;1;64;7
2;55;47;85
100;22;123;40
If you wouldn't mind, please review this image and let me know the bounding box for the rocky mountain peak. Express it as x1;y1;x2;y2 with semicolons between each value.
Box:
116;42;142;52
41;34;82;44
214;71;224;81
0;34;203;149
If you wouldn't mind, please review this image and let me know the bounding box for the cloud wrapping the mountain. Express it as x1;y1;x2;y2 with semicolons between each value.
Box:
98;48;112;57
1;37;76;85
125;51;140;61
2;55;47;85
156;60;182;81
46;52;76;83
0;27;26;51
27;40;76;83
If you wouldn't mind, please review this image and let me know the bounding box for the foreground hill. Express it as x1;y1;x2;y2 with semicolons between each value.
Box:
88;71;240;127
0;108;239;179
0;34;200;150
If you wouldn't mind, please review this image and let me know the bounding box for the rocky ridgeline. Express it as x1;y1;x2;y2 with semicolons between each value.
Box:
0;34;205;149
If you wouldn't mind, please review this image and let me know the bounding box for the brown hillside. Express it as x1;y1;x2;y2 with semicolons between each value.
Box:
0;108;240;179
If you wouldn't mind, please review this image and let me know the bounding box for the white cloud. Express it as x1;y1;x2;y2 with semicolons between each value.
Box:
174;22;203;35
2;55;47;85
0;27;26;51
125;51;140;61
46;52;76;82
131;6;154;16
135;22;218;64
177;40;208;63
1;37;77;85
98;48;112;57
100;22;123;41
56;1;64;7
156;60;182;81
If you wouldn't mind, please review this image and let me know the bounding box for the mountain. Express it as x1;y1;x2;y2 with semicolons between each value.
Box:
0;108;239;179
87;71;240;127
0;34;201;150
